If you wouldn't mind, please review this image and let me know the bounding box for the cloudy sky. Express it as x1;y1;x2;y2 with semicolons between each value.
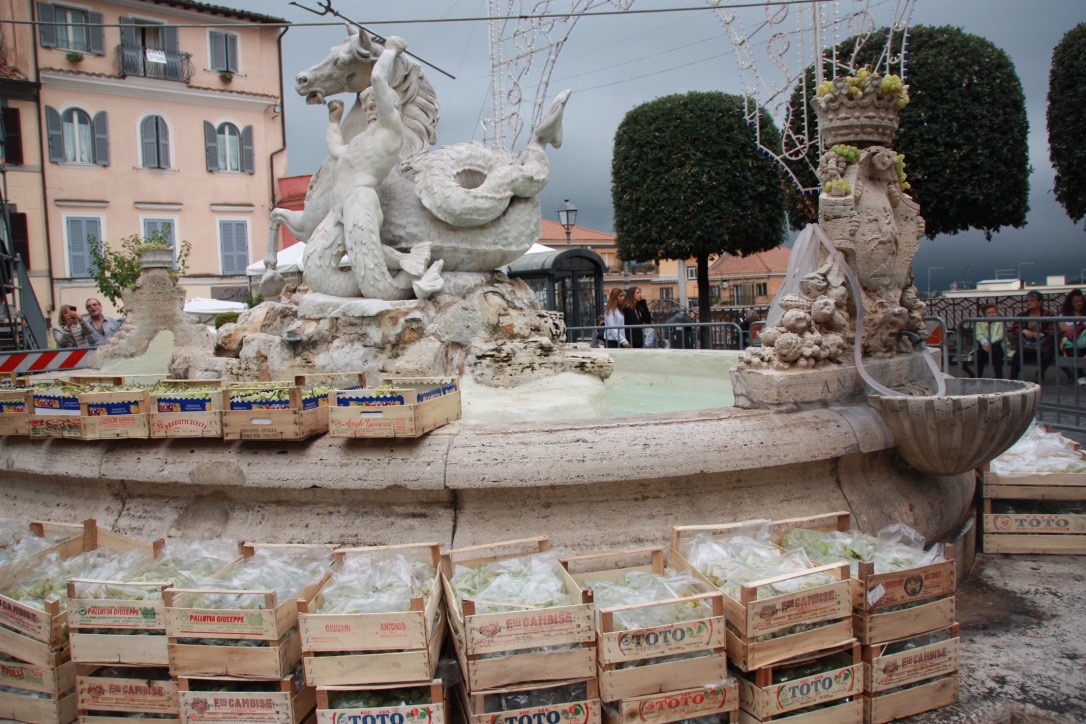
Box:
227;1;1086;292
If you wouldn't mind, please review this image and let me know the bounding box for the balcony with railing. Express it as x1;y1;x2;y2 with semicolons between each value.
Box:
116;44;193;82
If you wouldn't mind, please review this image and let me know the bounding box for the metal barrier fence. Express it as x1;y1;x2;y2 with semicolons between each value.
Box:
567;321;747;350
956;315;1085;434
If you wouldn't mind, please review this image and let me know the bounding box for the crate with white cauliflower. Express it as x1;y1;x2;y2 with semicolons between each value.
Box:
981;425;1086;555
298;543;446;687
669;521;854;672
441;536;596;692
561;547;734;715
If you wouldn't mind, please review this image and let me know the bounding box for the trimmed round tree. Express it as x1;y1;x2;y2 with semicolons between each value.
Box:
612;92;785;328
1048;23;1086;228
784;25;1029;240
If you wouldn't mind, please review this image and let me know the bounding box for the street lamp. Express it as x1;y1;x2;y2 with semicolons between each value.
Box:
926;266;943;297
1017;261;1034;284
557;198;577;245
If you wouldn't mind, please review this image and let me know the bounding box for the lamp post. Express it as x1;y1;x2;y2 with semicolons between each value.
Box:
557;198;577;245
926;266;943;298
1017;261;1034;285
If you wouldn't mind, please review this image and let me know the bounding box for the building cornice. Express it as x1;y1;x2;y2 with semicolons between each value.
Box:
40;71;276;111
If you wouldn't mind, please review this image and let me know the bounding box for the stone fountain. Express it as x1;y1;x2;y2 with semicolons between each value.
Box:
0;37;1038;574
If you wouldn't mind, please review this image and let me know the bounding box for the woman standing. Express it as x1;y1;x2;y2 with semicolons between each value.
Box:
603;288;630;348
621;286;653;348
974;303;1005;379
1058;288;1086;384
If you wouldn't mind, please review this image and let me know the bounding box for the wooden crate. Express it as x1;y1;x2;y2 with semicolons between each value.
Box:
28;383;151;440
441;537;596;692
670;524;853;671
68;581;171;667
0;522;154;668
0;654;76;712
0;519;91;579
329;376;460;438
562;547;729;702
602;682;739;724
861;624;960;724
457;678;601;724
0;684;77;724
737;698;862;724
76;664;178;718
766;513;956;645
177;672;315;724
315;680;445;724
165;543;332;679
0;385;31;436
222;374;364;441
299;543;445;687
149;379;224;439
982;461;1086;555
737;642;861;723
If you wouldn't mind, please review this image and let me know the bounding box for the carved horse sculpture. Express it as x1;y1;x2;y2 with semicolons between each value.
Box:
262;25;570;299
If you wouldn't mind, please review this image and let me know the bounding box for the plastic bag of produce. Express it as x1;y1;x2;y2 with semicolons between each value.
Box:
450;551;571;614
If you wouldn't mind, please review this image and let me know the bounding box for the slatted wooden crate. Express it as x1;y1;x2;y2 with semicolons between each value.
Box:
0;680;77;724
562;547;728;702
670;523;854;672
76;664;179;722
457;678;601;724
0;653;76;724
177;671;315;724
329;376;460;438
767;513;956;645
299;543;445;687
222;374;364;441
28;381;152;440
862;624;960;724
982;456;1086;555
0;519;90;579
149;379;224;439
602;682;739;724
737;642;861;723
0;384;31;436
441;537;596;692
315;680;445;724
0;522;154;668
164;543;332;679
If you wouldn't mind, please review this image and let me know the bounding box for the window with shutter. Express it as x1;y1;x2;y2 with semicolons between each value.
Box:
219;220;249;275
209;30;239;73
140;115;169;169
216;123;241;172
9;212;29;269
142;219;176;248
1;108;23;166
66;216;101;278
37;4;102;53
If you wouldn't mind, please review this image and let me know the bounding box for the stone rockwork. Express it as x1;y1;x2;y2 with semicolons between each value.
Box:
173;271;613;387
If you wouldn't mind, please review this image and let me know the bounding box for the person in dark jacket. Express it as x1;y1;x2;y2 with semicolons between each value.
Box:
622;286;653;348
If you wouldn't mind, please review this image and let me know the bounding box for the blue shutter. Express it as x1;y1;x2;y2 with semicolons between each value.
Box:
220;220;235;274
68;217;100;278
141;116;157;168
45;106;63;162
210;31;226;71
92;111;109;166
221;221;248;275
156;116;170;169
226;33;239;73
163;26;180;81
87;12;104;55
204;121;218;171
37;3;56;48
119;18;139;76
241;125;254;174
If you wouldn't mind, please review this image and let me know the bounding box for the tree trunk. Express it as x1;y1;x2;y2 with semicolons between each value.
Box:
697;253;712;348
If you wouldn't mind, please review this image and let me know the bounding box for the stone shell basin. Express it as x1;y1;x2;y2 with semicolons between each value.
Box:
868;378;1040;476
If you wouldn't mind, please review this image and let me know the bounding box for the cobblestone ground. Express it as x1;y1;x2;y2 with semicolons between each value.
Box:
907;553;1085;723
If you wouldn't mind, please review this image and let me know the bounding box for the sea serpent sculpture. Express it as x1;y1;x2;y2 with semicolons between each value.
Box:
262;25;570;300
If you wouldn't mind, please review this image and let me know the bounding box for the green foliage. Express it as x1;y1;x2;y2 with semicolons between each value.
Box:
612;92;786;322
87;229;191;312
244;291;264;308
1048;23;1086;228
214;312;241;328
783;25;1029;240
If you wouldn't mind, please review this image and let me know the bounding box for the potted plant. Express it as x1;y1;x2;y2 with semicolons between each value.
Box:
219;71;233;84
66;51;84;63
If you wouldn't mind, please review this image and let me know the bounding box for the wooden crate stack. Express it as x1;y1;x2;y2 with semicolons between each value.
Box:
981;441;1086;555
736;641;863;724
441;537;601;724
164;543;333;724
562;548;738;724
770;513;959;724
0;520;152;724
298;543;449;723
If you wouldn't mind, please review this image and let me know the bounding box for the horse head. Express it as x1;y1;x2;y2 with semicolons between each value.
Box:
295;24;378;105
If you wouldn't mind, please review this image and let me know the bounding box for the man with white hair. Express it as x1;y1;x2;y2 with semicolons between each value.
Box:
83;298;121;346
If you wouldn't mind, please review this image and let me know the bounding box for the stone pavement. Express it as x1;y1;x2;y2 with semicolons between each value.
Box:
908;553;1085;723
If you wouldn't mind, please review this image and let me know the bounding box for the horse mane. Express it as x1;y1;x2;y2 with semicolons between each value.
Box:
389;54;439;161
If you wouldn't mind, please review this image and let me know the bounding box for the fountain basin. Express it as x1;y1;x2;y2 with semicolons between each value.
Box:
868;378;1040;476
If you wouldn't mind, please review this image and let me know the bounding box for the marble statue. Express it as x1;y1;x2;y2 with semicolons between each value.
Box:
261;25;570;300
741;71;925;370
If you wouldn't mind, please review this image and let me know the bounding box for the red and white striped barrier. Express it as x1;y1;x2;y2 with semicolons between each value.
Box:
0;347;95;375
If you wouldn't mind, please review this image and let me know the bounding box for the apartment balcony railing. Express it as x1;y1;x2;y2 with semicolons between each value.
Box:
116;44;193;82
